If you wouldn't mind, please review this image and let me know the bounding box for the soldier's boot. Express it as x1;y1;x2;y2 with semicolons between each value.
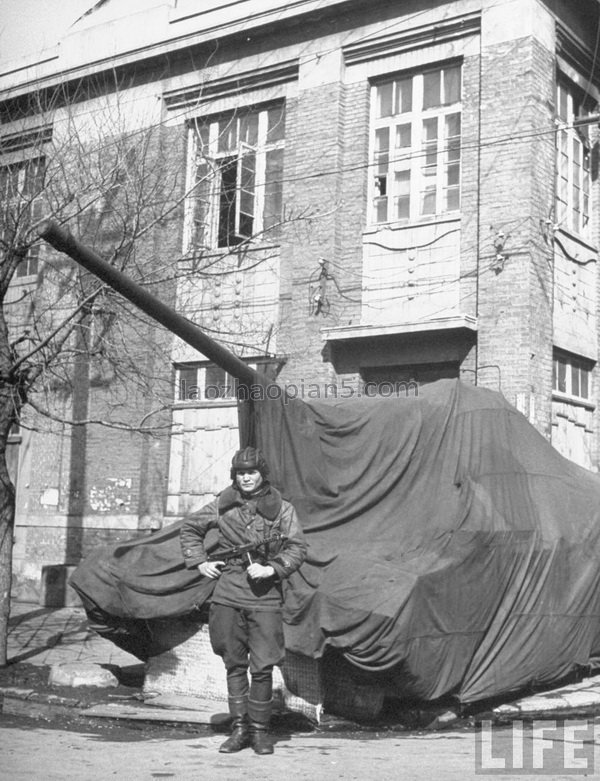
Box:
219;696;250;753
248;698;274;755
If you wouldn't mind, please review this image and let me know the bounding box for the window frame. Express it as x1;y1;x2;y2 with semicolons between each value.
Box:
186;102;285;251
0;156;45;280
555;77;595;239
552;349;594;404
369;62;462;227
175;360;262;405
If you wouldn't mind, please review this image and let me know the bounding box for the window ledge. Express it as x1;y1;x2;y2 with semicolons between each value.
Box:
552;392;595;411
364;212;460;236
172;400;238;409
180;241;281;263
322;314;477;342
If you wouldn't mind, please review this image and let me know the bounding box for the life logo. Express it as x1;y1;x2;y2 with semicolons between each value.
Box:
475;719;595;775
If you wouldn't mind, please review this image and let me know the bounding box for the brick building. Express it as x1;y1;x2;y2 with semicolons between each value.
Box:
1;0;600;600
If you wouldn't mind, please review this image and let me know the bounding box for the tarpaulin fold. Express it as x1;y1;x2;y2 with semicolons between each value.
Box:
70;379;600;703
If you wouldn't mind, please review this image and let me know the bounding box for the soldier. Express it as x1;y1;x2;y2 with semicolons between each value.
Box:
180;446;307;755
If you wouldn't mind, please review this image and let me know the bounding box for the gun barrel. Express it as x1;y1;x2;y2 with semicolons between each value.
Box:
39;221;268;388
209;545;252;562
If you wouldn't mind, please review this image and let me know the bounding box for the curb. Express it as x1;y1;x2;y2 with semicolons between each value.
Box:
4;683;600;731
1;686;83;720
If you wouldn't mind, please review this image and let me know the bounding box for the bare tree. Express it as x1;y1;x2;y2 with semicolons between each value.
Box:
0;78;320;664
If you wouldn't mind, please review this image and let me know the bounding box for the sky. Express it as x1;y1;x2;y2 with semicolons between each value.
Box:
0;0;94;68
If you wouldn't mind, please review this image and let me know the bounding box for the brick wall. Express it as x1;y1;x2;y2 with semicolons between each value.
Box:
476;31;555;433
278;71;368;389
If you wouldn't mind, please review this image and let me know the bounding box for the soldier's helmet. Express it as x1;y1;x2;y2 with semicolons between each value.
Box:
230;446;270;480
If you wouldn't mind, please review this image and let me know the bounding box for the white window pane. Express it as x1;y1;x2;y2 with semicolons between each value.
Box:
395;78;413;113
377;83;394;118
559;153;569;178
581;369;589;398
267;104;285;142
23;158;44;196
395;123;411;148
394;169;410;195
445;112;461;140
374;196;388;222
179;367;198;401
571;365;580;397
192;162;211;247
423;117;438;141
217;116;237;152
394;170;410;219
423;70;441;109
375;127;390;153
237;150;255;238
375;127;390;173
240;113;258;146
557;359;567;393
395;196;410;220
196;124;210;150
205;365;226;399
446;163;460;186
443;66;461;104
444;186;460;211
421;187;436;215
264;148;283;231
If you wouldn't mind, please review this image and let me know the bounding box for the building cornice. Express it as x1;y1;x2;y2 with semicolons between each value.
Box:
343;11;481;65
556;21;600;88
163;59;299;111
0;0;354;102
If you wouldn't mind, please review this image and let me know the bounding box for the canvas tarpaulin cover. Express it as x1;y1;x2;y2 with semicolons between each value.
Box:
70;379;600;704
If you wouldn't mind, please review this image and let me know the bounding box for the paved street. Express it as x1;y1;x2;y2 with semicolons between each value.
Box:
2;712;599;780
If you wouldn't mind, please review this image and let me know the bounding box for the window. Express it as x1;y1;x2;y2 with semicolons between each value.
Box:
176;361;261;402
552;350;592;401
371;64;461;225
187;103;285;249
556;79;595;237
0;156;45;278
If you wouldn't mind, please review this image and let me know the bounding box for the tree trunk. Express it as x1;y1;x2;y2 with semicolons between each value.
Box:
0;280;18;666
0;416;16;667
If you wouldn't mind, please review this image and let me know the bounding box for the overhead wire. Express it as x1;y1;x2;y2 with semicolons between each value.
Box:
0;1;569;195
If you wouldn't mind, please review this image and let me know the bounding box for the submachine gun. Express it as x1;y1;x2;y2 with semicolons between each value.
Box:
208;533;288;566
